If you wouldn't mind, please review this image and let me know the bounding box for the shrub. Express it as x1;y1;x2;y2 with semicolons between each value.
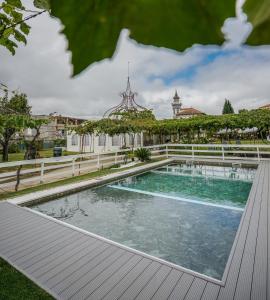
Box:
134;148;151;162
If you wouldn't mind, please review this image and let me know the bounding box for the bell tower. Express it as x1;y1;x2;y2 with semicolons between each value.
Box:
171;90;182;118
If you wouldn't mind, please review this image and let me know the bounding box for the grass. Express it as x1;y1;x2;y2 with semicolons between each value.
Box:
0;258;54;300
0;149;78;163
0;158;165;201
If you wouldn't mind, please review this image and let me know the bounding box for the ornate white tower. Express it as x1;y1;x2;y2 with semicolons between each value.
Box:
171;90;182;118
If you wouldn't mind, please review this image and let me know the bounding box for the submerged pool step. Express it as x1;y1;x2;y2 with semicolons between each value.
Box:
151;170;254;183
108;185;244;212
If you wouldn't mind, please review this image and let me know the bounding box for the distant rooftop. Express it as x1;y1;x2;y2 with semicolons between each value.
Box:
259;104;270;109
176;107;205;116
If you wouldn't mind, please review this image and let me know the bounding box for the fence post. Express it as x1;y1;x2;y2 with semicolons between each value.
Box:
222;146;225;160
72;158;75;176
166;145;168;158
40;162;44;183
115;152;117;164
192;146;194;159
257;146;260;161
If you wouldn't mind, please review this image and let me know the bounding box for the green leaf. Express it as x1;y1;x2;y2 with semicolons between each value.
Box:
50;0;236;76
33;0;50;10
6;0;23;9
3;4;13;15
244;0;270;45
0;37;17;55
20;22;30;35
11;10;22;22
14;28;27;44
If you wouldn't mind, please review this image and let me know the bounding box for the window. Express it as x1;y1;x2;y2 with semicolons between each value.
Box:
71;134;78;146
129;134;134;146
137;133;141;146
84;135;90;146
98;134;106;146
112;135;119;146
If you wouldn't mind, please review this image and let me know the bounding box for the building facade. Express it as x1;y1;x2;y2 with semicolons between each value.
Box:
25;114;86;142
171;90;205;119
67;133;143;153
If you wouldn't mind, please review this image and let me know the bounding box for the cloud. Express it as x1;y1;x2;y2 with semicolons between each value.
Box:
1;0;270;120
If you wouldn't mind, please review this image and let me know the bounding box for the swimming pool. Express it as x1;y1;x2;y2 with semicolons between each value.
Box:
31;163;255;280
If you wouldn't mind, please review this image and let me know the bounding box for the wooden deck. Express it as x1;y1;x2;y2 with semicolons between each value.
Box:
0;161;269;300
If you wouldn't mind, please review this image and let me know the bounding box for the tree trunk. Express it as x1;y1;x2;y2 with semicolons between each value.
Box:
15;165;22;191
2;142;9;162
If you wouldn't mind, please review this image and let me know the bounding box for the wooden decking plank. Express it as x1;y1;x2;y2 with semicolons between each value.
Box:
0;211;36;228
59;248;125;299
0;216;50;240
200;282;220;300
70;252;134;300
0;222;57;253
117;261;161;300
8;226;70;259
86;255;143;300
102;258;152;300
134;265;171;300
168;273;194;300
16;232;89;270
0;203;48;226
22;233;87;272
51;243;113;293
151;269;183;300
184;278;207;300
31;237;96;278
234;163;266;300
218;163;264;300
250;162;269;300
44;242;108;288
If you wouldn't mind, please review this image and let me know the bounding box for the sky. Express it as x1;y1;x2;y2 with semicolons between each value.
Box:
1;0;270;119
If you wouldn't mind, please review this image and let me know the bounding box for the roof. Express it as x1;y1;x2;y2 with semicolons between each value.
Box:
173;90;180;100
176;107;205;116
259;104;270;109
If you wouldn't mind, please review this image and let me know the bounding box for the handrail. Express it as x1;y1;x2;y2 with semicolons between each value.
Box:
166;143;270;148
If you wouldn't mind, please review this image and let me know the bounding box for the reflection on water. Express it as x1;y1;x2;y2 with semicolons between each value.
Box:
37;198;88;220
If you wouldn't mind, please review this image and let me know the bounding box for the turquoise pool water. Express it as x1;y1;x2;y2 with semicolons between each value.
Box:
31;164;254;280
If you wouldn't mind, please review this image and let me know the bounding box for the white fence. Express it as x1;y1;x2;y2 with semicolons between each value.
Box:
0;144;269;189
165;143;270;161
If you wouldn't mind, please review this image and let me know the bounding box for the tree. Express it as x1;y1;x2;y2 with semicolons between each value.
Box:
0;90;29;161
239;109;248;114
222;99;234;115
0;89;46;162
75;109;270;145
0;0;46;55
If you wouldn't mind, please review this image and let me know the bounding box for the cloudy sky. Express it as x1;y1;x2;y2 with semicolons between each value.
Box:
1;0;270;119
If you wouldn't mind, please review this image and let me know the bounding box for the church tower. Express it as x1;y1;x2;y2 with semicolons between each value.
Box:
171;90;182;118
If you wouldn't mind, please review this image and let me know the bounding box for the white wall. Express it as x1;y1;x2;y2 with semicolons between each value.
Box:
66;131;143;153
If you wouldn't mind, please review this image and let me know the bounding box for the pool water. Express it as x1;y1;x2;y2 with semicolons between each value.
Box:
31;164;254;280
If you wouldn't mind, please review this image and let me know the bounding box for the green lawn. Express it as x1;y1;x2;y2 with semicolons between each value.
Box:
0;149;78;163
0;258;54;300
